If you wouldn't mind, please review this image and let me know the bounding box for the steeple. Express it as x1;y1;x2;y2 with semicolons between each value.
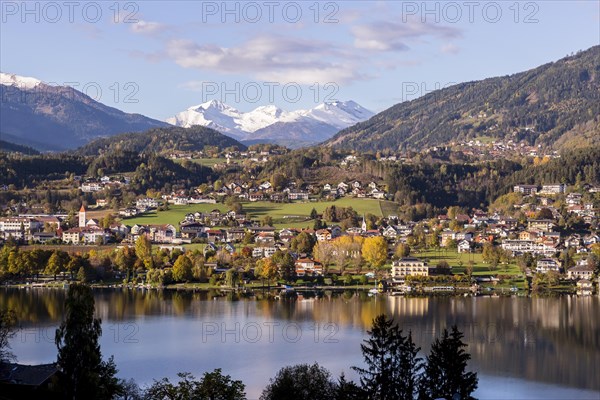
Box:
79;205;87;227
361;214;367;232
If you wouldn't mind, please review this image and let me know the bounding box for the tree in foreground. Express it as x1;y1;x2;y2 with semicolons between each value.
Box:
145;369;246;400
0;309;17;363
418;325;478;400
353;314;422;400
55;284;122;399
260;363;338;400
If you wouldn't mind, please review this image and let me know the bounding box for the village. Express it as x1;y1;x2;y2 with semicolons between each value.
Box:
1;175;599;297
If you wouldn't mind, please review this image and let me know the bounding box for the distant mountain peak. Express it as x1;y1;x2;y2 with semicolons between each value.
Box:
1;72;169;151
166;100;374;147
0;72;42;89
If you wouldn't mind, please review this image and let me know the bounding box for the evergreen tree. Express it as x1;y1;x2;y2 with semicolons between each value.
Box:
261;363;337;400
55;284;122;399
418;325;478;400
352;314;423;400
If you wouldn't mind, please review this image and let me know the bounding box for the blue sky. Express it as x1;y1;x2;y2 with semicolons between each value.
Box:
1;1;598;120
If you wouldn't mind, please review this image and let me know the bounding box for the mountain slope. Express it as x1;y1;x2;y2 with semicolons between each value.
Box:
325;46;600;152
167;100;374;147
74;125;246;156
0;73;169;151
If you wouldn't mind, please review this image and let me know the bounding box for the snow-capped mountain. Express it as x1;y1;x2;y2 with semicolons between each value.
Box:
166;100;374;147
0;72;43;89
1;72;168;151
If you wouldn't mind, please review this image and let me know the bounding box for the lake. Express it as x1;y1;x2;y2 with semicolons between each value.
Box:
3;288;599;399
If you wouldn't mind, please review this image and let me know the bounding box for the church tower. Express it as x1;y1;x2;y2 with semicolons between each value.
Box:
79;204;86;227
361;215;367;232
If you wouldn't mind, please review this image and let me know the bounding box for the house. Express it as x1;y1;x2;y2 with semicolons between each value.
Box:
539;184;567;195
249;192;265;202
279;228;298;243
501;239;557;256
566;193;583;205
330;225;343;238
440;230;455;247
315;229;332;242
0;362;59;397
270;193;285;202
528;219;555;232
32;232;58;244
0;217;43;240
253;246;278;258
382;226;398;240
536;258;561;274
258;181;272;191
457;240;472;253
371;189;386;199
295;258;323;276
567;262;594;280
62;226;110;244
227;228;246;242
255;232;275;244
391;257;433;281
288;192;309;201
180;222;205;239
513;185;538;195
206;229;226;243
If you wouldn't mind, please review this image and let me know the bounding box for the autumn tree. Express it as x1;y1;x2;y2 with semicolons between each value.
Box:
362;237;388;272
291;232;316;254
256;257;278;287
395;243;411;258
45;250;68;280
173;255;194;282
225;268;241;288
313;241;335;271
135;235;153;269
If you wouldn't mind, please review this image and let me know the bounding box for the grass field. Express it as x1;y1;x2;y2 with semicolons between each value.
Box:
172;158;229;167
124;198;385;229
412;248;522;277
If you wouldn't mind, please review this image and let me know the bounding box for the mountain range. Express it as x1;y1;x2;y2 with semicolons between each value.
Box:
325;46;600;152
166;100;374;148
0;72;168;151
2;45;599;154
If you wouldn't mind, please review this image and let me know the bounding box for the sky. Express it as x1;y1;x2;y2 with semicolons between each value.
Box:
1;0;599;120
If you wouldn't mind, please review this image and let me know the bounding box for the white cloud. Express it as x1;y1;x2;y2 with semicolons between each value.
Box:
130;20;170;36
441;43;460;54
164;36;367;84
352;19;461;51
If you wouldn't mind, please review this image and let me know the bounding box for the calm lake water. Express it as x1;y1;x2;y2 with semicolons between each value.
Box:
3;288;599;399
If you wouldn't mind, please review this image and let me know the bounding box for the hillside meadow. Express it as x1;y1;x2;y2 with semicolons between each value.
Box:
123;198;390;229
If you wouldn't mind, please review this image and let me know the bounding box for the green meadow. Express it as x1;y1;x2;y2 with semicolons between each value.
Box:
123;198;389;229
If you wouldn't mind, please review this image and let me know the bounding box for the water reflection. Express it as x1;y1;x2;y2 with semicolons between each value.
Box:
2;288;599;393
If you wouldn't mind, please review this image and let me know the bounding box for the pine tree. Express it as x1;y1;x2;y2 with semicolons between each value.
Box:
352;314;423;400
55;284;122;399
419;325;478;400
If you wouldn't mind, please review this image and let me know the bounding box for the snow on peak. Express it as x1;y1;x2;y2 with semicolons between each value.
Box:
0;72;42;89
167;99;373;141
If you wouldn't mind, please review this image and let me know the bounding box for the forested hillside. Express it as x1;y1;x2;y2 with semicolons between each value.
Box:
326;46;599;152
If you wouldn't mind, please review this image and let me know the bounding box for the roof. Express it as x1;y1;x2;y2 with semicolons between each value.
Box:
0;363;58;386
79;204;86;212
